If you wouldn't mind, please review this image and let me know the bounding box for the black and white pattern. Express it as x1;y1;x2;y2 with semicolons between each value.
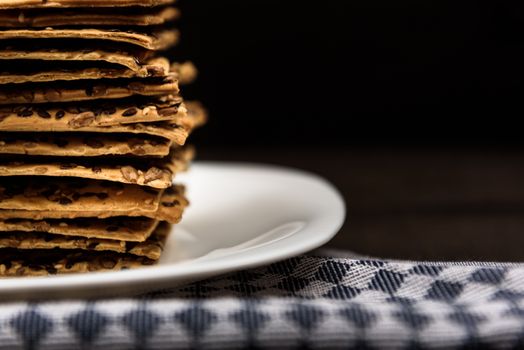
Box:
1;255;524;349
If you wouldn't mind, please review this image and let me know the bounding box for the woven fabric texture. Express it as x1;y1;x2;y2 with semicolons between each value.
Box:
1;254;524;349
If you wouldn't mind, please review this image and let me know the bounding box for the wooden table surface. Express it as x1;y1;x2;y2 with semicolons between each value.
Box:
199;146;524;262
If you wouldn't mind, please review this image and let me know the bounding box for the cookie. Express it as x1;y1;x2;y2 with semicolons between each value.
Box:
0;177;163;213
1;120;189;146
0;47;155;72
0;159;171;189
0;115;192;147
0;95;186;126
0;58;195;85
0;0;175;9
0;248;156;277
153;185;188;223
0;222;169;260
0;146;194;189
0;7;179;27
0;28;179;50
0;217;159;242
0;57;172;85
0;185;188;224
95;96;188;126
0;76;179;105
0;132;172;157
185;100;208;129
171;61;198;85
161;145;195;174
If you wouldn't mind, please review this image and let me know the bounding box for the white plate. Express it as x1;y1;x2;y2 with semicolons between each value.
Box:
0;162;346;300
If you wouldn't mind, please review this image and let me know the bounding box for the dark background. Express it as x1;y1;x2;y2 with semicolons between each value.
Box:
178;0;524;147
176;1;524;261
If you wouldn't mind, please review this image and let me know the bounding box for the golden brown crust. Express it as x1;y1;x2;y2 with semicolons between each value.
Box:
0;57;172;85
0;222;169;260
0;147;194;189
0;116;190;145
0;7;179;27
0;28;178;50
0;96;185;126
0;58;196;85
0;132;172;157
0;177;163;213
0;248;159;277
0;0;192;275
0;76;179;105
171;62;198;85
0;185;188;224
0;48;154;72
0;217;159;242
185;100;208;128
0;0;175;9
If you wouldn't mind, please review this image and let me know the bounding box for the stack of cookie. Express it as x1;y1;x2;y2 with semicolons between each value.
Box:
0;0;205;276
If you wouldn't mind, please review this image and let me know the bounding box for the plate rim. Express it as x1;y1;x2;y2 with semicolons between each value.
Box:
0;162;346;294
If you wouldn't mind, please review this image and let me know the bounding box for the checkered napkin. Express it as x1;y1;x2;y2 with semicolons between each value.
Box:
1;253;524;349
